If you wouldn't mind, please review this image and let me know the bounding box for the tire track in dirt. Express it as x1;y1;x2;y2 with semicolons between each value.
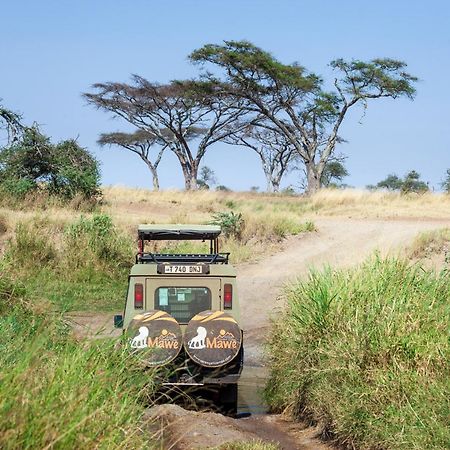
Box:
239;217;450;365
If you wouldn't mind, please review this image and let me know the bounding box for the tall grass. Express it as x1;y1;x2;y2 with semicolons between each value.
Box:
265;257;450;449
408;227;450;260
0;273;158;449
3;214;134;311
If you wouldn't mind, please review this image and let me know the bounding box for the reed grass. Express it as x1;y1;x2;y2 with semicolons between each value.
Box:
0;274;159;449
265;257;450;449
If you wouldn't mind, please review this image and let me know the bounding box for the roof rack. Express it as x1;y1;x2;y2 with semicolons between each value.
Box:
136;224;228;265
136;252;230;264
138;224;221;241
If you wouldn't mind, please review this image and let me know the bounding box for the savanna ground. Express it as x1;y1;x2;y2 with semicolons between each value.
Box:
0;188;449;449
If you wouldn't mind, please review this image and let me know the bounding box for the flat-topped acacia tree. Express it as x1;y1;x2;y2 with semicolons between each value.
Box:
84;77;247;190
98;130;166;191
224;122;295;192
190;41;418;194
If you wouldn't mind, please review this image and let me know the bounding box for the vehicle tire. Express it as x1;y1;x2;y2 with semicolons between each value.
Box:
219;383;238;416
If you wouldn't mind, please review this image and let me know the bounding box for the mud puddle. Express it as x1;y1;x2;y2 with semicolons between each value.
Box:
237;365;269;416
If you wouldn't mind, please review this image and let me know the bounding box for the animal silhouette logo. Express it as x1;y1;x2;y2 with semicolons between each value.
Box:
130;326;149;349
188;326;207;349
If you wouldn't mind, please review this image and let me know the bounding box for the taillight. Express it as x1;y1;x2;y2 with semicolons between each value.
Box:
134;283;144;309
224;283;232;309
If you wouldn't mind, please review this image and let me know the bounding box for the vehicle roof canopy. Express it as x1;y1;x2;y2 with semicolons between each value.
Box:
138;224;221;241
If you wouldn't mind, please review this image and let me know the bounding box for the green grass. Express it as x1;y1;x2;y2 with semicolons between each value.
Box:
0;273;159;449
265;257;450;450
23;268;128;311
3;214;133;312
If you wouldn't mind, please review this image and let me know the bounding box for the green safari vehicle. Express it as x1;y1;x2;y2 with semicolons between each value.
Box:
114;224;243;414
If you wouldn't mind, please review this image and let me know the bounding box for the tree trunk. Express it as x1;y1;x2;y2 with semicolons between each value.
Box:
182;163;198;191
152;171;160;191
305;162;321;195
265;172;274;193
144;160;160;191
272;178;281;193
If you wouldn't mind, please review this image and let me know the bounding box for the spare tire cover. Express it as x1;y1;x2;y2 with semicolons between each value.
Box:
127;310;182;366
183;310;242;368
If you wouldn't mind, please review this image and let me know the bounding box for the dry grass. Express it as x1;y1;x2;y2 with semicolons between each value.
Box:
308;189;450;218
1;187;449;265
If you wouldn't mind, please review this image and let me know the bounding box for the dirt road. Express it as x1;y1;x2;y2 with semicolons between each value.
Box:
69;217;449;449
240;217;449;366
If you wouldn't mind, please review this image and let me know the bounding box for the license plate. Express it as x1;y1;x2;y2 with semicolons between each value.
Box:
157;264;208;274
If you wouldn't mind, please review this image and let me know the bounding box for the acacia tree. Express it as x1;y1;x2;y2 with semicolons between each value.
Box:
98;130;166;191
84;77;247;190
320;160;349;187
190;41;418;194
225;123;295;192
0;101;24;145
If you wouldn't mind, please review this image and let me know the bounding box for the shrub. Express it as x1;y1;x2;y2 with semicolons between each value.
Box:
265;257;450;449
210;211;244;239
0;128;101;201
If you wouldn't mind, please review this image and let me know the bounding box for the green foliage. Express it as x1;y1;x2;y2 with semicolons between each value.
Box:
0;102;24;144
320;161;349;187
65;214;133;272
216;184;231;192
0;306;158;449
190;41;417;194
374;170;429;193
330;58;417;99
198;166;217;190
4;215;133;311
190;40;320;93
280;185;296;195
210;211;244;239
0;128;100;201
401;170;428;193
265;258;450;449
4;220;58;270
0;273;27;315
271;219;316;239
441;168;450;193
375;173;404;191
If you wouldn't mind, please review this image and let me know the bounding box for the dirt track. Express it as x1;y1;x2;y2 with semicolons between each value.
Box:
240;217;449;366
69;217;450;449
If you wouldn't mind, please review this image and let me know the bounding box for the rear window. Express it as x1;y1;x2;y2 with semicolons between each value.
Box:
155;287;211;323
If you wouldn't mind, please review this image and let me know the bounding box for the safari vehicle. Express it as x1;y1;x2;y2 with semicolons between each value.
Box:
115;224;243;414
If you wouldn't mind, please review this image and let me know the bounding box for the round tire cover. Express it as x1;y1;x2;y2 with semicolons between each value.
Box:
127;310;182;366
183;310;242;368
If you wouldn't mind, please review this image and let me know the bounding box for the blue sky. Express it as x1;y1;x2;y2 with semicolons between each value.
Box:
1;0;449;191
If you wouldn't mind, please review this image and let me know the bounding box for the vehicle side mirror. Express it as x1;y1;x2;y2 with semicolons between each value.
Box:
114;314;123;328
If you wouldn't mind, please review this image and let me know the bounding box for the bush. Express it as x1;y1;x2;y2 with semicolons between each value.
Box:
210;211;244;239
265;257;450;449
0;128;101;201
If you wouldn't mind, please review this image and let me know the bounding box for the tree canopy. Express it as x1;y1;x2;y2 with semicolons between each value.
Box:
190;40;418;193
98;130;165;190
84;77;247;190
0;127;100;200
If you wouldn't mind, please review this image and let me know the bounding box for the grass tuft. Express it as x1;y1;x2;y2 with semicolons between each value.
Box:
265;257;450;450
